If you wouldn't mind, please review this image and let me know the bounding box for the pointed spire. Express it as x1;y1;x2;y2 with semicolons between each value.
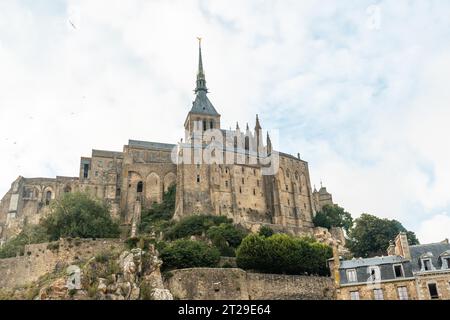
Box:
246;123;250;132
266;131;272;154
255;114;262;131
195;37;208;94
236;122;240;130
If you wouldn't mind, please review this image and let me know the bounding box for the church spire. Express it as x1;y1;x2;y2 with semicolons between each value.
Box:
195;37;208;94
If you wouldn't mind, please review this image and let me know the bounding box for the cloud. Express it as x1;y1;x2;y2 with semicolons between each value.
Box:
0;1;450;241
418;213;450;244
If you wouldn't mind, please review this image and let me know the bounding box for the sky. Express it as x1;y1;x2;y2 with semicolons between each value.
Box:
0;0;449;243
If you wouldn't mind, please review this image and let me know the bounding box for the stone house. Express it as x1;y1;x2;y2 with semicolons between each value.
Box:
330;232;450;300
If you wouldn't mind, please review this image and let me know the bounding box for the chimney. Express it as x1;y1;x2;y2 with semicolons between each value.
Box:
394;232;411;259
329;243;341;286
387;241;396;256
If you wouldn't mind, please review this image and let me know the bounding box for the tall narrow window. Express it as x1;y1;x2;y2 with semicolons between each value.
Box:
210;120;214;129
197;175;200;183
83;163;89;179
137;181;143;193
423;259;432;271
203;120;207;131
45;191;52;206
428;283;439;299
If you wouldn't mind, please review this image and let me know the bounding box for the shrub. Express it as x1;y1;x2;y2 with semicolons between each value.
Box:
159;239;220;271
258;226;274;238
236;233;332;276
165;215;231;240
41;192;120;240
206;223;247;257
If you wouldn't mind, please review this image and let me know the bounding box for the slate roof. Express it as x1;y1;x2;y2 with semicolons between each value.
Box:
189;91;220;116
338;256;413;285
128;140;176;151
409;242;450;272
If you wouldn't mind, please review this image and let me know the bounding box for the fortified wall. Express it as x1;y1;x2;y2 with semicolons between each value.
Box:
0;238;123;289
165;268;335;300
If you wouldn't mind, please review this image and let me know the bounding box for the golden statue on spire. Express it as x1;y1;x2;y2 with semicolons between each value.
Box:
197;37;202;46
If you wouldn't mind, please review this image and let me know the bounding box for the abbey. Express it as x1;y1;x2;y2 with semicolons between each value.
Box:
0;42;337;245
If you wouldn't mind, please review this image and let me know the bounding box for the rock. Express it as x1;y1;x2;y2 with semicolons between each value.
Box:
130;284;140;300
151;288;173;300
39;278;68;300
98;278;107;294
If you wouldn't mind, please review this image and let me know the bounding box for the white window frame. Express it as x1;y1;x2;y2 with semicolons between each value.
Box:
397;286;409;300
373;288;384;300
421;258;433;271
368;266;381;282
393;264;405;278
346;269;357;283
350;291;360;300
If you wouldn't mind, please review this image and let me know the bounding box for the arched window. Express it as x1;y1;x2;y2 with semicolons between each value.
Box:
137;181;143;193
45;191;52;205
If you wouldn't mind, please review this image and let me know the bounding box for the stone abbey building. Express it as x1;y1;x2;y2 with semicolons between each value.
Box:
0;42;337;245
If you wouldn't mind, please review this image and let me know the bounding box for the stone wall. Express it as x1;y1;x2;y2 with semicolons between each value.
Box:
0;238;123;289
165;268;335;300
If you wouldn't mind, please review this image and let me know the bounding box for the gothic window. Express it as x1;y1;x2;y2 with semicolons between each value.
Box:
245;136;249;150
45;191;52;205
137;181;143;193
197;175;200;183
253;189;256;196
239;187;242;193
210;120;213;129
203;120;207;131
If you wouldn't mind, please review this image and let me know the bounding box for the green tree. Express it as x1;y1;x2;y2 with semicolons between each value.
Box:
348;213;419;258
41;192;120;240
159;239;220;271
313;204;353;232
206;223;247;257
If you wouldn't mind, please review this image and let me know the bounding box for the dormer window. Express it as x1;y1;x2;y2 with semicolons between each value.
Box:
393;264;404;278
440;251;450;269
368;266;381;282
346;269;357;283
422;259;432;271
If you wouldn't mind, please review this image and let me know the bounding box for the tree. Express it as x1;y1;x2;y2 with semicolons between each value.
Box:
206;223;247;257
159;239;220;271
140;185;176;232
42;192;120;240
313;204;353;232
348;213;419;258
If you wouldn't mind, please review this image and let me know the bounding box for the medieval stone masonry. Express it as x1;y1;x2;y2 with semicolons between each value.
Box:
0;42;336;245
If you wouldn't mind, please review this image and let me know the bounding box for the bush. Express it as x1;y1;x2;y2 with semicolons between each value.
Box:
41;192;120;240
206;223;247;257
236;233;332;276
258;226;274;238
159;239;220;271
165;215;231;240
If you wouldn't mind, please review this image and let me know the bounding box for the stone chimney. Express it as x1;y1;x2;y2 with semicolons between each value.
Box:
394;232;411;260
328;243;341;287
387;240;396;256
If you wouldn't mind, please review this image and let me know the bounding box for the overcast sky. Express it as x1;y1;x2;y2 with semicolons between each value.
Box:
1;0;449;243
